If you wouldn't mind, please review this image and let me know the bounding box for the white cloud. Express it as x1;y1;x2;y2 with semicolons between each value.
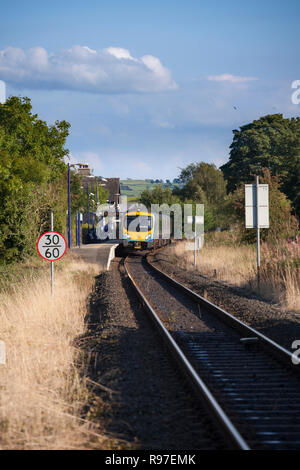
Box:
207;73;258;83
140;55;176;91
0;45;177;94
105;47;136;61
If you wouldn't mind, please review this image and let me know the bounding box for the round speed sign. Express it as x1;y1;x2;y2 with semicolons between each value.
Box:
37;231;67;261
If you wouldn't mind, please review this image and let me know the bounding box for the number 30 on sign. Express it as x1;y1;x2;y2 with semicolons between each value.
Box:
37;232;67;261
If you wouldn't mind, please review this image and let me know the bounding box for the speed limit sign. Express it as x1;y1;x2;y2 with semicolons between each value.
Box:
37;231;67;261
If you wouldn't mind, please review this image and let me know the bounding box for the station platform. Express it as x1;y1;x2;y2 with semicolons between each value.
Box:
72;241;121;270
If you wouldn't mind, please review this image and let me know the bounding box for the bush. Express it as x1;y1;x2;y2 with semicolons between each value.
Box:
229;169;298;243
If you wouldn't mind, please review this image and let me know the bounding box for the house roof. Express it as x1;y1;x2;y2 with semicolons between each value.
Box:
103;178;121;203
77;164;120;204
81;175;121;204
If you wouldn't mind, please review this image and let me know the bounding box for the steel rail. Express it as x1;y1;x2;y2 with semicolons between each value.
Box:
146;255;296;369
124;256;250;450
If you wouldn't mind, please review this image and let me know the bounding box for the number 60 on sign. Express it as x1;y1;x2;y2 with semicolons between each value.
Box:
37;231;67;261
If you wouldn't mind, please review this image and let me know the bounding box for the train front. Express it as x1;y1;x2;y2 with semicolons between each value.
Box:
122;211;155;250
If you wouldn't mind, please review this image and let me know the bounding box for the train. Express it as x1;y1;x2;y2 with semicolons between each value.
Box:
122;209;171;251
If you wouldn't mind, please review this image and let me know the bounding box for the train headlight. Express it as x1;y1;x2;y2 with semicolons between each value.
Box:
123;232;131;239
145;234;152;240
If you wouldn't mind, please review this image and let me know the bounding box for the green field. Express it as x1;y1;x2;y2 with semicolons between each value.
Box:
120;179;180;200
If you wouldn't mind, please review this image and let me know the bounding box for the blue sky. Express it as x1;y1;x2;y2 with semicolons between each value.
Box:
1;0;300;179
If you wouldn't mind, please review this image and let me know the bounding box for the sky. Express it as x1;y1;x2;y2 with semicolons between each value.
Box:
1;0;300;179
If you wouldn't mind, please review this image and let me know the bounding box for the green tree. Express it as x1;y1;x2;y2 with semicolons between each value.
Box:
140;185;180;208
175;162;227;228
0;97;71;263
221;114;300;218
97;185;109;205
178;162;226;206
229;169;298;243
173;179;207;205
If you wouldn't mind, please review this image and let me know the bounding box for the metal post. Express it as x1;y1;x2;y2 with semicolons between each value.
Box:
92;199;95;233
68;163;72;249
78;212;81;248
78;212;80;247
194;217;197;267
75;213;78;246
87;184;90;234
50;211;54;297
256;176;261;290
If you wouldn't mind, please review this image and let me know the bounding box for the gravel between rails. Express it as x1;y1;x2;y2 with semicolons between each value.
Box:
149;249;300;352
77;257;226;450
126;253;300;450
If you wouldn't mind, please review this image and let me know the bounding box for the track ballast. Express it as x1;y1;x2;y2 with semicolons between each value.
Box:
125;253;300;450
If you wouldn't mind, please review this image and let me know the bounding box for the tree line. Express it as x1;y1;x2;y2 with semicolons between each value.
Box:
140;114;300;242
0;97;84;264
1;97;299;264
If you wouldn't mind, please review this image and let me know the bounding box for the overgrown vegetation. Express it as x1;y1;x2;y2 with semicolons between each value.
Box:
227;169;299;243
139;164;225;231
0;97;83;264
221;114;300;219
140;113;299;241
0;255;104;449
120;178;181;200
168;238;300;313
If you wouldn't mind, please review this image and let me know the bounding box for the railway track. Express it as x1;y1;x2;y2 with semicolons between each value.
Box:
124;253;300;450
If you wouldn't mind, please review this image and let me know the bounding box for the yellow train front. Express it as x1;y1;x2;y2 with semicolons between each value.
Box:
122;211;155;250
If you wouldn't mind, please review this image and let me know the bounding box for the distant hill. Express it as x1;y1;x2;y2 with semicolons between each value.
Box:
120;179;181;201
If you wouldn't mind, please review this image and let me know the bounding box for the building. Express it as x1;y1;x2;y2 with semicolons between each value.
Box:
77;163;121;205
76;163;91;177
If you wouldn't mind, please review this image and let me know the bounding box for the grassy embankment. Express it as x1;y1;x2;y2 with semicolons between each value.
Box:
120;179;181;203
0;254;104;449
168;232;300;313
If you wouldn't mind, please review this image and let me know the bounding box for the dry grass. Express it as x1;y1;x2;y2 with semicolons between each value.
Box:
171;242;256;285
0;255;104;450
167;237;300;313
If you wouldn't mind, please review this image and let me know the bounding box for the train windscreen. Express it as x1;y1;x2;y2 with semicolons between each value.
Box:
125;215;153;232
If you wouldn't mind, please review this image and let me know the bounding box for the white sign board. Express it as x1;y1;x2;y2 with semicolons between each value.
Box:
245;184;269;228
37;231;67;261
0;340;6;365
185;235;204;251
187;216;204;224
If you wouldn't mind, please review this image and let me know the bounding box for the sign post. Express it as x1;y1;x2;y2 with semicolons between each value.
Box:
51;212;54;296
245;177;269;290
256;176;261;288
187;215;205;267
37;220;67;297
